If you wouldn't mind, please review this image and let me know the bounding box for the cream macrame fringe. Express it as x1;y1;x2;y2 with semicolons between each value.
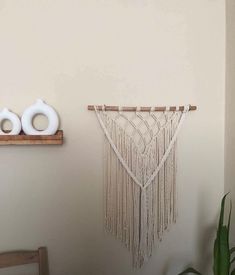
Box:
94;106;189;268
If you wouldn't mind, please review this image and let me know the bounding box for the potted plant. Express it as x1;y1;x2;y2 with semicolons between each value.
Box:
178;194;235;275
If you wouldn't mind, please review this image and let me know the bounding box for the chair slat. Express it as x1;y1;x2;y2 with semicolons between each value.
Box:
0;247;49;275
0;251;38;268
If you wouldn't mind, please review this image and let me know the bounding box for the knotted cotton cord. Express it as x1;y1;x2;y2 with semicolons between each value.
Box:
94;105;189;267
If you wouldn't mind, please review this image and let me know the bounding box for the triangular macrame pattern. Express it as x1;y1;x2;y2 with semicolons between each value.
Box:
94;106;189;268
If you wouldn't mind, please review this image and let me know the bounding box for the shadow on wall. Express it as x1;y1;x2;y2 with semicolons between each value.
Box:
160;192;217;275
196;190;217;275
226;0;235;245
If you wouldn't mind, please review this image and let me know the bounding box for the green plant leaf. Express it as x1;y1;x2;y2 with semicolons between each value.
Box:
178;195;234;275
220;194;228;224
213;194;230;275
228;200;232;234
220;226;230;274
177;267;202;274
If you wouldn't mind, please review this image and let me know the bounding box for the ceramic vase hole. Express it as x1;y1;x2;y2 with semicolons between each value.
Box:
32;114;49;131
1;119;13;133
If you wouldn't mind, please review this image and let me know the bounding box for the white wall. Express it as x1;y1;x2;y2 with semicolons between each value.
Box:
0;1;225;275
225;0;235;243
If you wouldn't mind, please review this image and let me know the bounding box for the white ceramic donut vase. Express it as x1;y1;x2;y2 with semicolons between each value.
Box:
21;99;59;135
0;108;21;135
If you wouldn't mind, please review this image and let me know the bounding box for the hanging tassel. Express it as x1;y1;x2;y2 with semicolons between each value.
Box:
94;107;189;268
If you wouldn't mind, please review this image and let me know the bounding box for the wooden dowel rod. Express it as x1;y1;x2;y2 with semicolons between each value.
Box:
88;105;197;112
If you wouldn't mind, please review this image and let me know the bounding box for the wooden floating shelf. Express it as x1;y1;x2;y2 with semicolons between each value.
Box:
0;130;63;145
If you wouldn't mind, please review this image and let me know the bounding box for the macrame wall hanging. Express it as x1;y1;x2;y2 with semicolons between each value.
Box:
88;104;197;268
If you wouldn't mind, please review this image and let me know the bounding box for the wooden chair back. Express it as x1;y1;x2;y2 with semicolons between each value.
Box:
0;247;49;275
